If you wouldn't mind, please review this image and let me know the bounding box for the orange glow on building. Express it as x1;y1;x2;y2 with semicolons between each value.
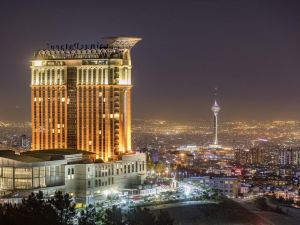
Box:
30;37;141;161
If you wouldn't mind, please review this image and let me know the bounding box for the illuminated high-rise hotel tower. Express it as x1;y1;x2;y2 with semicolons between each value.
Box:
30;37;141;161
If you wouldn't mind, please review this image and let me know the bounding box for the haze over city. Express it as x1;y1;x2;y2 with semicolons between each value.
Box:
1;0;300;122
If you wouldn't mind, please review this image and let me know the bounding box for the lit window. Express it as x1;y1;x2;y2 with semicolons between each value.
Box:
33;60;43;67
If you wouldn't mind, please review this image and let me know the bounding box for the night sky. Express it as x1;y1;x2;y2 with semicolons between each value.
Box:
1;0;300;122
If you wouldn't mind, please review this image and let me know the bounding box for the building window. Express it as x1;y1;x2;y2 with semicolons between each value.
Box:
14;168;33;190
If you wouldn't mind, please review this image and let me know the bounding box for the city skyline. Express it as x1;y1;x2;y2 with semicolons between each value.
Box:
1;1;300;225
1;0;300;122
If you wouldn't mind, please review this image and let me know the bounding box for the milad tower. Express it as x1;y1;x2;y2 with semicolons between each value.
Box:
209;90;222;149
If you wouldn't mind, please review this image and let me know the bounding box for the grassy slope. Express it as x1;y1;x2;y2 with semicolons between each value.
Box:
153;199;265;225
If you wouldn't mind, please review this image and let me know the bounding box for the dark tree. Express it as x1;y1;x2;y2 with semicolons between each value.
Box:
100;205;124;225
126;207;156;225
155;210;173;225
0;193;174;225
49;191;76;225
0;191;59;225
78;204;96;225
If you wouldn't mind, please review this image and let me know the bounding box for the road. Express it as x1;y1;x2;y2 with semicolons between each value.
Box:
146;200;216;210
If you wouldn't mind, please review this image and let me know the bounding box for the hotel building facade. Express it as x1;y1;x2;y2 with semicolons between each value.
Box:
30;37;141;161
0;150;146;204
0;37;147;204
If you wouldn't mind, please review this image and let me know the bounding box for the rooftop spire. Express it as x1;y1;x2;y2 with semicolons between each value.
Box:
213;86;218;98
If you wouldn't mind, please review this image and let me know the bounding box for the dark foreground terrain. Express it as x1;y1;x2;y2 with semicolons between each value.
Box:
150;199;269;225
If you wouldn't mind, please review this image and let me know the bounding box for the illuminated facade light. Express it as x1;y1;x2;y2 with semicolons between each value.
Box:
33;60;43;67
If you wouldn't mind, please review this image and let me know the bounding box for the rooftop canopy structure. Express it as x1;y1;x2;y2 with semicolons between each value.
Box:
33;37;141;60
